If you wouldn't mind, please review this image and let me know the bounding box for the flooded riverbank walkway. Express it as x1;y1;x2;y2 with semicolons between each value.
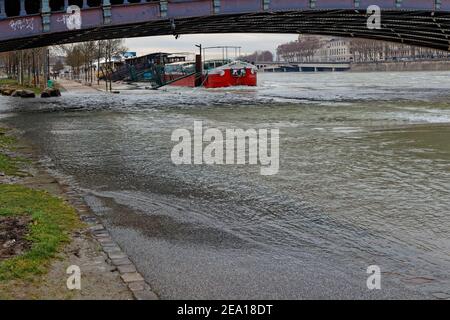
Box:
58;79;140;94
3;72;449;299
57;79;102;94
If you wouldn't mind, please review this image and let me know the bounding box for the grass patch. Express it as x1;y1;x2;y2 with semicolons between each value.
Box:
0;126;81;282
0;128;28;176
0;127;16;148
0;79;18;86
0;78;41;94
0;184;81;281
0;154;21;176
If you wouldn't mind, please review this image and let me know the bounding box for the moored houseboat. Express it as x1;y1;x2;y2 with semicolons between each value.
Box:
202;59;257;88
164;59;257;88
105;46;258;89
164;46;258;88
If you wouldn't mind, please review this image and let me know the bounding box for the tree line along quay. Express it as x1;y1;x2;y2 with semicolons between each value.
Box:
0;39;127;95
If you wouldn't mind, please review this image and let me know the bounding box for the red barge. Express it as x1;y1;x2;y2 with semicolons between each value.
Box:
164;46;258;89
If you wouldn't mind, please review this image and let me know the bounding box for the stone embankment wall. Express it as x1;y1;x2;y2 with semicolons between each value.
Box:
351;60;450;72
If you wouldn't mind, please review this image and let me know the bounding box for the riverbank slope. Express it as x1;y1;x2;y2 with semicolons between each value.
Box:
0;126;132;299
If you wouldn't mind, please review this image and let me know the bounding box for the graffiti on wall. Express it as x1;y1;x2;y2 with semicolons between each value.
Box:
9;18;35;31
57;5;82;30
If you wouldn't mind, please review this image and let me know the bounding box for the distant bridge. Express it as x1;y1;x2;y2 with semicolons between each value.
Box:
255;61;351;72
1;1;450;52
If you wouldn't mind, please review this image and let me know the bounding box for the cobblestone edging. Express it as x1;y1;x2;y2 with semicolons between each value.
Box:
88;223;159;300
59;183;159;300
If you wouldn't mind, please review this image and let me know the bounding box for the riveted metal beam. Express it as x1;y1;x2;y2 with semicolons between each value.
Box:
2;2;450;53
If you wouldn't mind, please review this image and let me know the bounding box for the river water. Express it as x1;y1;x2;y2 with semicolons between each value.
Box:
1;72;449;299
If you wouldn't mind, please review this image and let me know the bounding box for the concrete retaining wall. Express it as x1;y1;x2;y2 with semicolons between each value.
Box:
351;60;450;72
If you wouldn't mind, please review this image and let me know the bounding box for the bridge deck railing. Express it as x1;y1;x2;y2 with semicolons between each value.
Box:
0;1;164;19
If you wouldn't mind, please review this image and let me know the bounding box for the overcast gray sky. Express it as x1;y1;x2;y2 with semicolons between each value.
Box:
125;33;298;56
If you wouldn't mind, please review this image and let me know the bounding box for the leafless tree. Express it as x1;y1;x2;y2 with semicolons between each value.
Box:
240;51;274;63
58;39;127;90
0;48;49;88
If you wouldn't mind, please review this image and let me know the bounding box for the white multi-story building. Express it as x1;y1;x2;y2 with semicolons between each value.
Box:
313;37;353;62
278;35;449;63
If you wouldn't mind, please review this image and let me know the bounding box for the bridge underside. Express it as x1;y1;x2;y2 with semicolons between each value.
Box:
2;10;450;52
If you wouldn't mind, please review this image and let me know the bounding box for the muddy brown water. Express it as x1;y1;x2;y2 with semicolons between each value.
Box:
1;72;449;299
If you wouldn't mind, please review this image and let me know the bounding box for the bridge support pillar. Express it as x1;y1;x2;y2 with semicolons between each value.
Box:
41;0;51;32
0;0;6;19
102;0;112;24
